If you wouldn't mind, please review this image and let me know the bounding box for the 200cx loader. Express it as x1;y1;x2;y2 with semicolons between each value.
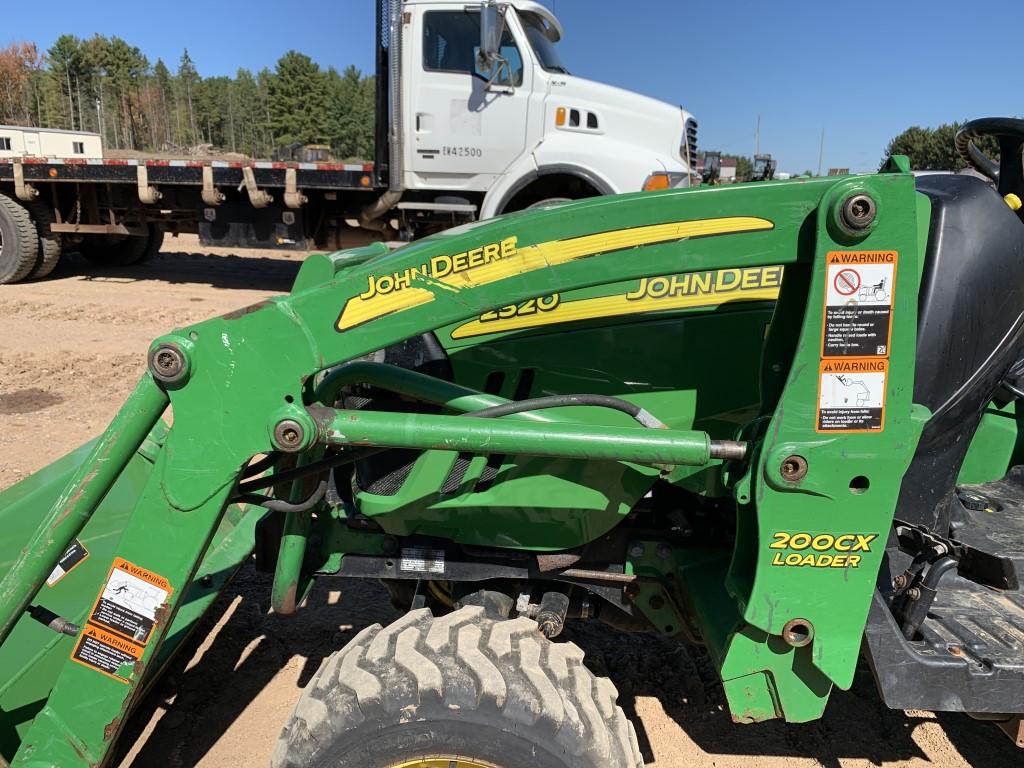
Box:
2;116;1024;767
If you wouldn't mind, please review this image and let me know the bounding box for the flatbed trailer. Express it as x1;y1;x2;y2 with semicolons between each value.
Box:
0;0;700;284
0;155;380;251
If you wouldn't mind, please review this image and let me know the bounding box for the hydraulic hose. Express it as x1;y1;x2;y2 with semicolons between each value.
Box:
900;556;958;640
469;394;668;429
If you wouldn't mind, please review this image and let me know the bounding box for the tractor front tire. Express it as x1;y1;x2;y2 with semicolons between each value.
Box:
0;192;39;284
272;606;642;768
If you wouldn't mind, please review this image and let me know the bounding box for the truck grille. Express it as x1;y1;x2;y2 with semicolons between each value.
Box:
684;118;698;166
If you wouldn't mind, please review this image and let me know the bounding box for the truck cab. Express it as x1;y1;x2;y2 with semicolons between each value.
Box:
393;0;698;219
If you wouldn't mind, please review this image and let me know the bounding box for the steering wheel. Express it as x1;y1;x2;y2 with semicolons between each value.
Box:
955;117;1024;199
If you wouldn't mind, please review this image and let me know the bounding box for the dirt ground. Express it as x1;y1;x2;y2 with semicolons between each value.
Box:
0;236;1017;767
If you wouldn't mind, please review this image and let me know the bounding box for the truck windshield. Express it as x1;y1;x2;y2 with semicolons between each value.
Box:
520;12;568;74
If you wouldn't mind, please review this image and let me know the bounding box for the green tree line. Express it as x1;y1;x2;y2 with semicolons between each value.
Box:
0;37;375;159
884;122;1001;171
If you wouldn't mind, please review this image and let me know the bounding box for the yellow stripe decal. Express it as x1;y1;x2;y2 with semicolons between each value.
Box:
452;267;784;339
336;216;774;331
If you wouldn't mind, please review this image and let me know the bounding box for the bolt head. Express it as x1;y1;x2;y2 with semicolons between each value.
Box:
780;455;809;483
628;543;645;559
149;343;188;384
273;419;306;452
840;193;877;232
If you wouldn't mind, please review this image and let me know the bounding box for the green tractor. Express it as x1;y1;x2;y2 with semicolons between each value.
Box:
3;117;1024;767
749;153;777;182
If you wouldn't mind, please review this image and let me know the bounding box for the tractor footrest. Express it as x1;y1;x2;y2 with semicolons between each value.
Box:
957;466;1024;584
921;574;1024;672
866;578;1024;713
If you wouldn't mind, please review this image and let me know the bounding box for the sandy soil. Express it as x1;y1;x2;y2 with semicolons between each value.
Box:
0;236;1017;768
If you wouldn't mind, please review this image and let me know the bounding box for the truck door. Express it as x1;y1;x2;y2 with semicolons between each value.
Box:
410;8;531;183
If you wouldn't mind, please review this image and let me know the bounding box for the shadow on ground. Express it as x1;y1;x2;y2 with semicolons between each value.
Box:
53;249;303;293
117;567;1020;767
564;620;1020;767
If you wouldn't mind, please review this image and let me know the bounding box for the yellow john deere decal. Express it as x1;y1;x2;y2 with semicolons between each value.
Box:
335;216;774;331
452;265;784;339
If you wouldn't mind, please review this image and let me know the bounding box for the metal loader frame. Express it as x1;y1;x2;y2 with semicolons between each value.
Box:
0;160;927;766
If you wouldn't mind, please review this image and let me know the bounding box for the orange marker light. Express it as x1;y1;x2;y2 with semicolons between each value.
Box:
360;175;371;187
642;172;671;191
555;107;566;127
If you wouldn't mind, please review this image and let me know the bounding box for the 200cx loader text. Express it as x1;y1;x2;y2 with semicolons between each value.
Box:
3;117;1024;767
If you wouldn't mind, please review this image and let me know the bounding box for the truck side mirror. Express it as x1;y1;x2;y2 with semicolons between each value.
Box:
479;2;503;62
478;1;514;92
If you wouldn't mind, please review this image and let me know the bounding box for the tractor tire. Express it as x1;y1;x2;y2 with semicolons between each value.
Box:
78;231;150;267
271;606;642;768
0;191;39;284
23;200;62;279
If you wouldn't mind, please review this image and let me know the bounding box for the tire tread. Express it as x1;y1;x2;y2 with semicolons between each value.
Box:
0;192;39;284
272;606;641;768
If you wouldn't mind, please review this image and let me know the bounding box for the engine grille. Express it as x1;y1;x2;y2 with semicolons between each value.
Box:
684;118;698;166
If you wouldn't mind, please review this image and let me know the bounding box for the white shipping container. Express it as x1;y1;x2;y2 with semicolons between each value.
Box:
0;126;103;159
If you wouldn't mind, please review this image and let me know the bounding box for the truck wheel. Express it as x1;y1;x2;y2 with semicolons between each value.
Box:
24;200;62;279
271;606;642;768
0;192;39;284
526;197;573;209
143;226;165;260
78;232;150;266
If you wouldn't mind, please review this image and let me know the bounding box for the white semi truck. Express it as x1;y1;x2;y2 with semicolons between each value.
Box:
0;0;698;284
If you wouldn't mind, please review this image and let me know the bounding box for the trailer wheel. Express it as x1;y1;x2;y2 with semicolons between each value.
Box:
271;606;642;768
23;200;63;279
0;192;39;284
78;231;150;266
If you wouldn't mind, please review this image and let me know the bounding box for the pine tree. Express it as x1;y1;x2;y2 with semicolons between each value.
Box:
177;49;200;145
47;35;85;130
233;68;264;156
153;59;173;145
268;51;330;146
327;65;374;160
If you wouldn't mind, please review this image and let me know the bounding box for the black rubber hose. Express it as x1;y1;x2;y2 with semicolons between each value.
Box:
468;394;667;428
242;451;281;479
27;604;80;637
235;479;328;512
236;448;383;495
900;556;958;640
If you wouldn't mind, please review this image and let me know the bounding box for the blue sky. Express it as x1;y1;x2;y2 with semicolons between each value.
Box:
4;0;1021;174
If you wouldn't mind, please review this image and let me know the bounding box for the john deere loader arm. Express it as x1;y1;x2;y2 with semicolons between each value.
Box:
0;163;927;766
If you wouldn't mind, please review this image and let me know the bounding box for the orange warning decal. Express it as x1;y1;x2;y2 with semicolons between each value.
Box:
85;557;173;645
816;358;888;433
821;251;897;359
70;624;144;683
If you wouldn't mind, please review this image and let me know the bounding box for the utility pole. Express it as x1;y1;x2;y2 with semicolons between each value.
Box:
817;127;825;177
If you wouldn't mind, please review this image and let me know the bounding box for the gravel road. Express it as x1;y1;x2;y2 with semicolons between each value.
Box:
0;237;1015;767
